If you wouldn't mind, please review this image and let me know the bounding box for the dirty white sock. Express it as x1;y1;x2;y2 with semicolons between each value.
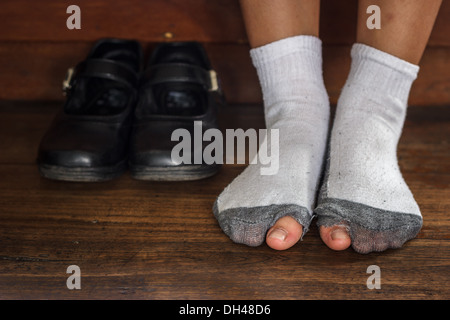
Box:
214;35;330;246
315;43;422;253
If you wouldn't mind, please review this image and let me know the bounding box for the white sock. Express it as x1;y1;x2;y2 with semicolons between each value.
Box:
315;43;422;253
214;35;330;246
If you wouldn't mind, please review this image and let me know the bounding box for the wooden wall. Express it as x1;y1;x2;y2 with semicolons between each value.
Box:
0;0;449;106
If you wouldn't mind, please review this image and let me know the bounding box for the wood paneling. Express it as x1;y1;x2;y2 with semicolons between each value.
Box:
0;0;449;45
0;0;246;43
0;0;449;105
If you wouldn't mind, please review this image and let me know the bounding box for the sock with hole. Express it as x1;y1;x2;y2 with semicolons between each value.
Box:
315;43;423;254
213;35;330;246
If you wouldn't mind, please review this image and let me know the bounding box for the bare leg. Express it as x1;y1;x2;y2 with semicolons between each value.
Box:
319;0;442;252
356;0;442;64
239;0;320;48
214;0;323;250
244;0;322;250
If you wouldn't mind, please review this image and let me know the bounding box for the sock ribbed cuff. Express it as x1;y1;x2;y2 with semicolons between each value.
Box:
348;43;420;104
250;35;322;64
249;35;325;91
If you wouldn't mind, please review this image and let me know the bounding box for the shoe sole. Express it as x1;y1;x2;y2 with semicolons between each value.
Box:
38;161;126;182
130;164;220;181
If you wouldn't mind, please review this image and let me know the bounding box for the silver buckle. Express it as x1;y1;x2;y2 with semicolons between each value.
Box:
209;70;219;92
62;67;75;95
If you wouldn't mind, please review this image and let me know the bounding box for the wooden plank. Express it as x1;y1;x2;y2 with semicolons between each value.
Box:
0;42;449;105
0;0;449;46
0;102;448;299
0;0;247;43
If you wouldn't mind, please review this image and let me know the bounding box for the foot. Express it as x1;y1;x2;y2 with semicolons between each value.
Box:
213;36;329;249
315;44;423;254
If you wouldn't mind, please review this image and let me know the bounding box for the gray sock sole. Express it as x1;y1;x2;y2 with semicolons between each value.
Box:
213;202;313;247
315;198;423;254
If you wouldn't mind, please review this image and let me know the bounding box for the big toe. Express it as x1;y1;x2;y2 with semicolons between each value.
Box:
266;216;303;250
319;225;352;251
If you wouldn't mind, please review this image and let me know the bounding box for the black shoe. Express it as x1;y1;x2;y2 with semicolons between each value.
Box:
129;42;225;181
37;38;142;182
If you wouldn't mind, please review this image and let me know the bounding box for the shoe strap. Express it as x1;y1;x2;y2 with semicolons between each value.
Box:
65;58;139;93
140;63;219;92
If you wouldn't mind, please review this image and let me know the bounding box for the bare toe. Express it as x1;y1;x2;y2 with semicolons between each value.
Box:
266;216;303;250
319;225;351;251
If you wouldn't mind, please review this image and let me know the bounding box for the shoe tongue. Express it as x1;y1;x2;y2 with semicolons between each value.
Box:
157;51;204;68
101;49;139;71
148;47;207;116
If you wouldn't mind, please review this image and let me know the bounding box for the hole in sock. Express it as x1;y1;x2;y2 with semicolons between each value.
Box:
316;198;423;254
227;222;268;247
350;223;420;254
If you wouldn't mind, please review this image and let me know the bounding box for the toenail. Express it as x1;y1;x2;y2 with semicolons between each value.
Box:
330;228;349;241
268;228;288;241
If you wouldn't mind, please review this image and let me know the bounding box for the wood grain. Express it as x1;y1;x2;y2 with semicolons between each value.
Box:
0;0;449;105
0;101;448;299
0;0;449;45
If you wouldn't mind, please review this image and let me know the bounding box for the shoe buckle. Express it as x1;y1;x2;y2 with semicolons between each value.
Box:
209;70;219;92
62;67;75;95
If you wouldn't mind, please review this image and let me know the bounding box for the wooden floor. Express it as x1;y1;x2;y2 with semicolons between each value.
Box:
0;101;449;300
